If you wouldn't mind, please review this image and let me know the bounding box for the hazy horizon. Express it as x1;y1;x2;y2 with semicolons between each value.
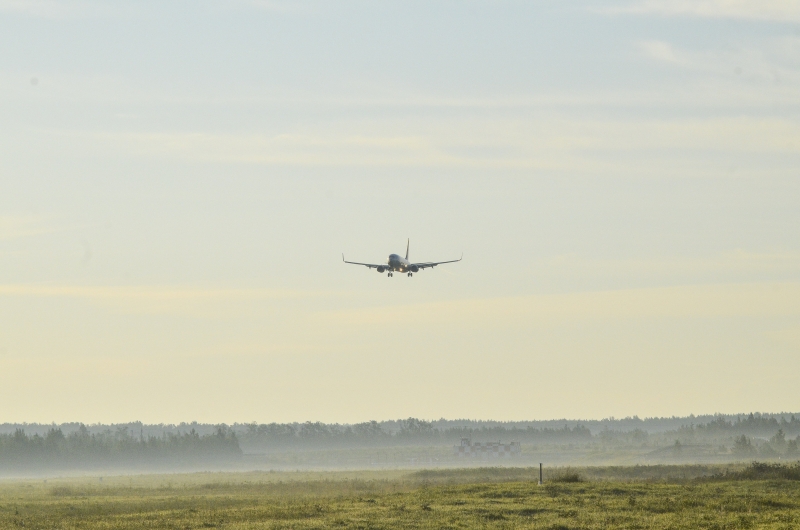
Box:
1;0;799;424
4;410;800;430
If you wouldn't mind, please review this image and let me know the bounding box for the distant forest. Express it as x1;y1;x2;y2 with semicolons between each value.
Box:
235;414;800;449
2;412;799;471
0;426;241;472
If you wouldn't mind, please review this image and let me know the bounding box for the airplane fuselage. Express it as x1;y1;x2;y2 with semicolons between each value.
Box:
387;253;410;272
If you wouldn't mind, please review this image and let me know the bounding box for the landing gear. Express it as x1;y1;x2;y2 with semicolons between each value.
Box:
407;272;413;277
388;272;393;277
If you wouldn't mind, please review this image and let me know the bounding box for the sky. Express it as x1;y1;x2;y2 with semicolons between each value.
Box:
1;0;799;424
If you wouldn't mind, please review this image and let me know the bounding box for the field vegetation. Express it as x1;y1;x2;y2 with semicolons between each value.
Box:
1;463;800;529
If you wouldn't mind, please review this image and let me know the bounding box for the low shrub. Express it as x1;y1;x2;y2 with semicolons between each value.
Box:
549;472;584;483
712;462;800;481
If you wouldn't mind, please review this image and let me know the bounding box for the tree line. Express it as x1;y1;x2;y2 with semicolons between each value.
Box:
3;413;800;461
4;413;799;441
0;425;241;471
236;415;800;451
237;418;593;450
731;431;800;458
677;414;800;437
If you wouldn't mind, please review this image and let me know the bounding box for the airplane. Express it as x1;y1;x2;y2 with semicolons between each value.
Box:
342;239;462;277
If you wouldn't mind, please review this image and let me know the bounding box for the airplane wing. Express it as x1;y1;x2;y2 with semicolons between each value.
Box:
342;254;385;269
412;254;463;270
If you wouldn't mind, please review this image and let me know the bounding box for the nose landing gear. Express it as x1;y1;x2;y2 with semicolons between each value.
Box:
388;272;393;277
407;272;413;277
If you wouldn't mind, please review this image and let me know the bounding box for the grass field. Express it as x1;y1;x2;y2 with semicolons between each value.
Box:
1;464;799;529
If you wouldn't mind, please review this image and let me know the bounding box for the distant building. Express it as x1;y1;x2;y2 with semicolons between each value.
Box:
454;438;521;458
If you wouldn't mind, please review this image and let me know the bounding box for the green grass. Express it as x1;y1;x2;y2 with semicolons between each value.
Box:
1;465;799;528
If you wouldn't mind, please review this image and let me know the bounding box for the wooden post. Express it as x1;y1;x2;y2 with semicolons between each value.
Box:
539;463;543;485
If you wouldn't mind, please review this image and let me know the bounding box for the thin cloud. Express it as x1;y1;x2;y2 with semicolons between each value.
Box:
639;40;686;65
770;325;800;349
605;0;800;23
0;284;330;301
236;0;318;15
0;284;340;317
539;250;800;277
40;114;798;174
0;215;66;241
638;37;800;86
323;282;800;330
0;0;128;18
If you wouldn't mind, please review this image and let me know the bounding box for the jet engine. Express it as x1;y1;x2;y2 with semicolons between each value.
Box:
410;265;419;273
376;266;385;273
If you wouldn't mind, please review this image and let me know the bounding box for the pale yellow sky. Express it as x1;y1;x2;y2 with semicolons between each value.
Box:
1;280;798;423
1;0;799;423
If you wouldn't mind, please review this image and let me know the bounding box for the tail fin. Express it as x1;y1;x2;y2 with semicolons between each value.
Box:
405;238;410;261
